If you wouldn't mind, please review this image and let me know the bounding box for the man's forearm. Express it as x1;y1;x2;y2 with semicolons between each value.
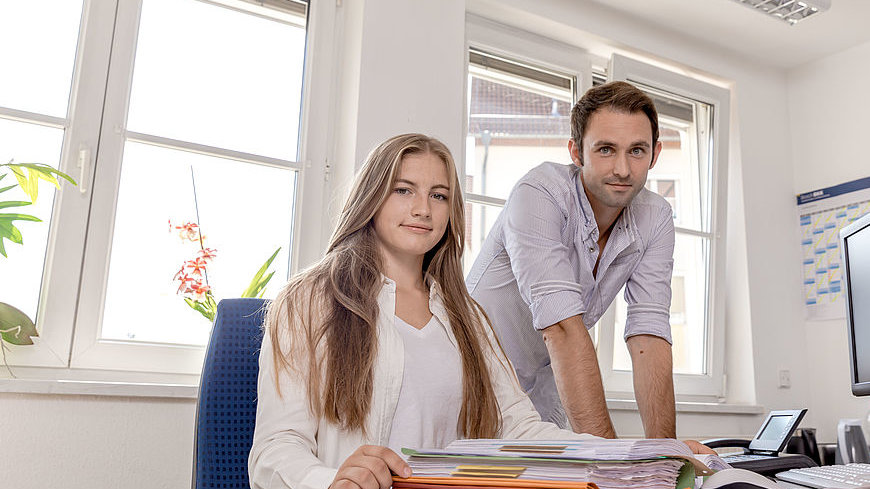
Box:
542;315;616;438
627;334;676;438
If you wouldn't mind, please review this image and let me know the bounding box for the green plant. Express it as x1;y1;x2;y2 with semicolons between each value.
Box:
0;161;76;258
0;160;77;373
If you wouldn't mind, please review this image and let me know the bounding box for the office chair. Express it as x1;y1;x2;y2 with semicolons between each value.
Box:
193;298;269;489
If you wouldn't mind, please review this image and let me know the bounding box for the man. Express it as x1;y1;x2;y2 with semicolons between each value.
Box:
467;81;675;439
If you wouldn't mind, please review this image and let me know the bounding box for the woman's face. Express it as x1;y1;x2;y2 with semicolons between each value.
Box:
372;151;451;266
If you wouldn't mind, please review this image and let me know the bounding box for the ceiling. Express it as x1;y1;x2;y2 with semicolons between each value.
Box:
584;0;870;69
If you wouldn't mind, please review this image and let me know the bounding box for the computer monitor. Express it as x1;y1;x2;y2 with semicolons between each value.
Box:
840;211;870;396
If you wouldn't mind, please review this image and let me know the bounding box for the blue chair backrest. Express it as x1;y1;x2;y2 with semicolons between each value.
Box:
193;298;269;489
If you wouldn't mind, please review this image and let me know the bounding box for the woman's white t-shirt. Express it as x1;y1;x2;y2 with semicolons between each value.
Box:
387;314;463;455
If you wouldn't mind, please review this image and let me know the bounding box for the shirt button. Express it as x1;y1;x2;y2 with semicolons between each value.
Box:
589;247;594;252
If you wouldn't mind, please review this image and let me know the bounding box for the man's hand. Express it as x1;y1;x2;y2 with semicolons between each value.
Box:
684;440;717;455
542;315;616;438
330;445;411;489
627;334;676;438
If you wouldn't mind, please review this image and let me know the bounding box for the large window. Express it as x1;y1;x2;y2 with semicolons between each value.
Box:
463;24;730;399
599;55;730;398
0;0;83;339
1;0;321;380
464;50;577;269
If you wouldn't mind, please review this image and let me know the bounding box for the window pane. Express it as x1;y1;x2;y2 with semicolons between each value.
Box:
126;0;306;160
466;63;573;200
611;233;710;375
0;0;82;117
463;200;503;271
644;90;713;233
0;119;65;322
100;142;295;345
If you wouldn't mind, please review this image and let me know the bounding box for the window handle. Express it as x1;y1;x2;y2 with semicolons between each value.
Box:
77;146;89;194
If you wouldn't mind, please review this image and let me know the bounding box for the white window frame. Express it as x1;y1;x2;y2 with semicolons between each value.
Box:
4;0;336;383
2;0;117;371
599;54;730;400
462;14;591;187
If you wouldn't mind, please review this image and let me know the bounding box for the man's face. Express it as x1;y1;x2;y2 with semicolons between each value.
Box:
569;108;662;214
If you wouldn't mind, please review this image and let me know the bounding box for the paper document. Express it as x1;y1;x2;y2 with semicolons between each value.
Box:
398;438;718;489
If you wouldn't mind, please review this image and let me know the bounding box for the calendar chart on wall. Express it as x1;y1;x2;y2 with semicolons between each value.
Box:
797;176;870;320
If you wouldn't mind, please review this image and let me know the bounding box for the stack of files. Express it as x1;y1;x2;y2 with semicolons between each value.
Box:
393;439;718;489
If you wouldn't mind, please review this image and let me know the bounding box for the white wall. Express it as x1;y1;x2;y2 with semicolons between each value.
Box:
353;0;466;163
787;39;870;442
0;393;196;489
7;2;869;488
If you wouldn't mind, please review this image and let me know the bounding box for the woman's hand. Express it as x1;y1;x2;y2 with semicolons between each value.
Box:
330;445;412;489
684;439;717;455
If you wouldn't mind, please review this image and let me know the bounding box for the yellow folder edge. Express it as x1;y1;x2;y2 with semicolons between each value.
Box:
392;475;599;489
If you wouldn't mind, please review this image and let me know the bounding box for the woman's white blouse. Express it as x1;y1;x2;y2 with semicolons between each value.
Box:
387;314;462;455
248;278;595;489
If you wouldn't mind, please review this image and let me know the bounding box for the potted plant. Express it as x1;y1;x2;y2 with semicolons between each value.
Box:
0;161;76;369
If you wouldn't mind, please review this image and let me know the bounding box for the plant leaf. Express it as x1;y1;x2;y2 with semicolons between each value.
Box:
241;247;281;298
0;216;33;256
7;166;30;200
10;162;77;186
0;213;41;223
0;184;14;195
257;271;275;298
3;163;77;203
0;302;38;345
184;296;216;322
0;201;32;210
0;221;24;244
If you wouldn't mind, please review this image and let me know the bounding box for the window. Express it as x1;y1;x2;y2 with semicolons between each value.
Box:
0;0;84;332
647;178;678;220
2;0;327;381
598;54;730;398
463;16;590;270
464;50;576;269
463;24;730;399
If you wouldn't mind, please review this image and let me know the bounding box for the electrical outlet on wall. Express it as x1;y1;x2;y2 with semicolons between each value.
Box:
779;369;791;388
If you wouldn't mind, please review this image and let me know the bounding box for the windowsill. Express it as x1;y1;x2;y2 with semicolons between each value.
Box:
1;378;764;415
0;378;198;399
607;398;765;415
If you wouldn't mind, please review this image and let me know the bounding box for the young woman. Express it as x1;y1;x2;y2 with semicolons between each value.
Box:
248;134;592;489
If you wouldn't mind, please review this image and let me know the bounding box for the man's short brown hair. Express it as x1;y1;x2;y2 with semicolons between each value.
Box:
570;81;659;154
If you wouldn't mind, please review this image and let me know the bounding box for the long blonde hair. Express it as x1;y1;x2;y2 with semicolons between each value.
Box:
267;133;502;438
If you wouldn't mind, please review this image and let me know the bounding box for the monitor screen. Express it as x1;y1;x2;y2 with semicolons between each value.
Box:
758;414;794;441
841;212;870;396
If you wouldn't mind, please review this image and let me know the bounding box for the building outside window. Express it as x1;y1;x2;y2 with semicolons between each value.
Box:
464;49;576;270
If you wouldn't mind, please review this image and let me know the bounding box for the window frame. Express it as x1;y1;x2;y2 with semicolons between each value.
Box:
1;0;117;370
599;53;730;400
3;0;336;383
462;15;591;271
462;15;591;185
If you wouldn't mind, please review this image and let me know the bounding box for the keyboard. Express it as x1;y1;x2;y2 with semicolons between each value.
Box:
723;454;775;462
776;463;870;488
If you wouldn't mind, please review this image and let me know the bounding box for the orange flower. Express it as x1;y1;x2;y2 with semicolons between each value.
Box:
189;281;212;302
174;222;200;242
197;247;217;262
174;271;196;294
184;257;209;277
